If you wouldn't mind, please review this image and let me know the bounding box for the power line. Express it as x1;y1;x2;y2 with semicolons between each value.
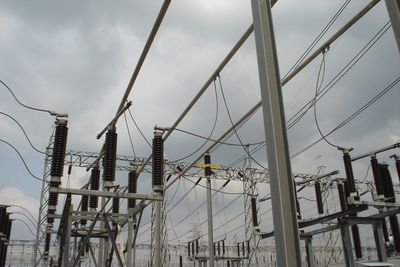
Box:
123;112;136;158
13;218;36;238
8;204;38;225
11;211;37;229
0;139;44;182
286;21;391;129
292;75;400;158
282;0;351;80
0;80;65;117
169;79;220;162
218;75;268;170
313;51;341;149
182;175;245;195
127;108;152;148
0;112;46;154
222;21;392;167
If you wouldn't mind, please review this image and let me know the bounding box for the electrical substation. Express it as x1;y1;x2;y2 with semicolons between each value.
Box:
1;0;400;266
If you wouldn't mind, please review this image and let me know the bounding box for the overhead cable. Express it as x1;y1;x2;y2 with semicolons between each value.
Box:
0;139;44;182
0;80;67;117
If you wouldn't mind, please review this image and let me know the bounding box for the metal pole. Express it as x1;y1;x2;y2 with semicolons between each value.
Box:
250;0;301;266
127;209;134;267
97;191;105;267
373;222;387;262
385;0;400;53
63;204;73;267
205;153;215;267
155;200;161;267
305;238;315;267
339;221;355;267
206;179;215;267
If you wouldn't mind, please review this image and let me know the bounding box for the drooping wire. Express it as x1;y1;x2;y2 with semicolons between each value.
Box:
218;75;268;170
217;21;391;169
0;112;46;154
182;175;245;195
127;108;152;148
123;112;136;158
313;51;341;149
12;211;37;229
292;75;400;158
169;79;219;162
172;128;265;147
167;185;243;237
0;139;44;182
8;204;37;224
223;21;392;164
282;0;351;80
286;21;391;129
14;218;36;237
0;80;56;115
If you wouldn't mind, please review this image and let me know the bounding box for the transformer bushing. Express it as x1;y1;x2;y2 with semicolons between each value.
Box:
128;167;138;209
103;128;118;188
89;167;100;209
152;131;164;192
47;118;68;226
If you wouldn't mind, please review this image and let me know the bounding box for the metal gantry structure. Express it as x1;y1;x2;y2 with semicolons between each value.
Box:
3;0;400;266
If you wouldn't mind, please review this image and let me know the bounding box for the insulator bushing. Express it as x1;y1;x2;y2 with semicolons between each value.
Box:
205;153;212;177
128;169;138;209
152;132;164;187
293;181;301;219
351;225;362;258
342;152;357;197
371;157;385;196
315;181;324;214
112;197;120;214
0;206;6;233
44;232;51;255
89;167;100;209
50;120;68;178
395;157;400;182
47;210;55;224
337;181;348;211
80;195;88;226
103;129;118;183
251;197;259;227
381;163;395;201
380;163;400;252
48;192;59;208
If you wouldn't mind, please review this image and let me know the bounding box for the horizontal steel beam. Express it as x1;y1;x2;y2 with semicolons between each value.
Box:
351;142;400;161
341;217;383;225
50;187;163;201
299;205;368;228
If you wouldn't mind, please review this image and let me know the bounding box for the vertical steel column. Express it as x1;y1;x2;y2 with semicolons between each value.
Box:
127;209;134;267
155;200;161;267
305;237;315;267
385;0;400;53
373;222;387;262
250;0;301;265
205;153;215;267
339;221;355;267
98;187;105;267
63;204;73;267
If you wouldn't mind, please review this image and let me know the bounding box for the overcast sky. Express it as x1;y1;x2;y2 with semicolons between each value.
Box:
0;0;399;254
